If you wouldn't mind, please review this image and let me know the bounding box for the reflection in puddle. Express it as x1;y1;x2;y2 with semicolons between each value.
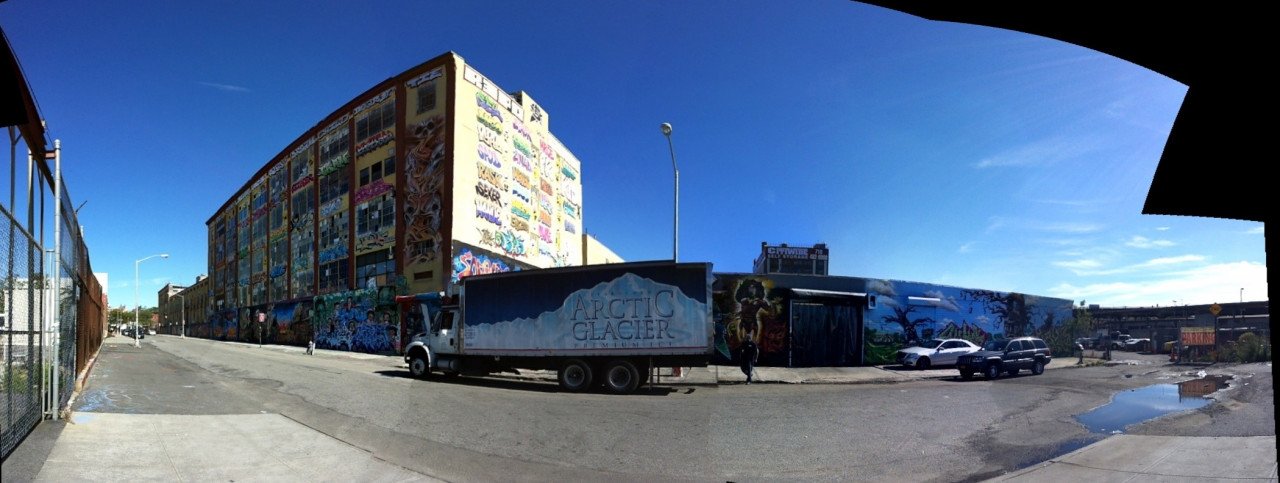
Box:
1075;375;1230;434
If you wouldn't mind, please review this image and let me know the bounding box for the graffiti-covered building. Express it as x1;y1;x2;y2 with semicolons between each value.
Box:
711;273;1075;367
202;52;608;354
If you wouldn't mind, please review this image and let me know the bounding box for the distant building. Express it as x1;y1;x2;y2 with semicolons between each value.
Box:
753;242;829;276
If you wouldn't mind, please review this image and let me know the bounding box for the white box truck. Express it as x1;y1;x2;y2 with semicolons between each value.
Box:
400;261;713;394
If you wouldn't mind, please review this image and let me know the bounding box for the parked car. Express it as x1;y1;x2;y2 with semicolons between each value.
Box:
896;338;982;369
148;329;157;335
955;336;1052;380
121;326;145;339
1124;338;1151;352
1109;334;1133;350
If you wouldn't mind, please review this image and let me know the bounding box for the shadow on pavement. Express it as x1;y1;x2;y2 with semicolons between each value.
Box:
374;369;685;396
2;419;67;482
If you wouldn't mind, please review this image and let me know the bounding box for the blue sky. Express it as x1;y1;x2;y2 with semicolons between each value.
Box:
1;1;1265;309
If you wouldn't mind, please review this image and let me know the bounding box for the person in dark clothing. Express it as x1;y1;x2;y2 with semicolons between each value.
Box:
740;332;760;384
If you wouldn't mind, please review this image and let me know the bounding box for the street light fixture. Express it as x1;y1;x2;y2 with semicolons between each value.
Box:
660;122;678;262
134;253;169;348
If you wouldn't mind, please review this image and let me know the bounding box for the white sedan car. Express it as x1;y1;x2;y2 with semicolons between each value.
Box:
896;338;982;370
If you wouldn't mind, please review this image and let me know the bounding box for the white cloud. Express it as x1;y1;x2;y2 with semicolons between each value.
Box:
1125;235;1174;248
198;81;251;92
958;242;975;254
986;217;1102;234
1040;222;1102;234
974;136;1099;169
1140;255;1204;267
1053;253;1202;277
1053;259;1102;270
1155;226;1171;231
1049;261;1267;307
922;290;962;312
1246;225;1264;235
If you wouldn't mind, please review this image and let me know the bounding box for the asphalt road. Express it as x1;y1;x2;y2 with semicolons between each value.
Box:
72;336;1274;482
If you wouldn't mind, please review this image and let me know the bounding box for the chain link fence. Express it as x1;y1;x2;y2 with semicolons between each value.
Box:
2;206;45;459
1;151;103;460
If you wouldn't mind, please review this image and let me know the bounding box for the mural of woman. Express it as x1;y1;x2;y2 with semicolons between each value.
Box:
734;279;770;346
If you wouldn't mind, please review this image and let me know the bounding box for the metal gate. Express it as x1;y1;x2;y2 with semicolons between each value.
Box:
789;302;859;367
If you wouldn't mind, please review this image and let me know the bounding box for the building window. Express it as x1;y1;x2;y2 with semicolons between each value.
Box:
319;212;349;252
319;260;349;293
356;193;394;236
320;171;348;205
358;157;395;187
355;248;394;289
416;81;437;114
291;186;314;217
291;150;312;183
355;102;395;143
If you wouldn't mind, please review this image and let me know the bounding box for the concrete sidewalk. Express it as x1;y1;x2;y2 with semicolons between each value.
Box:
33;412;438;482
988;435;1278;482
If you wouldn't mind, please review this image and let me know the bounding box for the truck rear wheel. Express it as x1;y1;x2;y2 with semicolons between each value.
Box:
558;359;594;392
602;360;640;394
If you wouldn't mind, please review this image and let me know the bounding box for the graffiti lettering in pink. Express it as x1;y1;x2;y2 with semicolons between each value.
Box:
353;179;393;205
537;224;553;243
355;130;394;158
511;120;532;143
540;140;555;161
291;175;314;192
512;151;532;172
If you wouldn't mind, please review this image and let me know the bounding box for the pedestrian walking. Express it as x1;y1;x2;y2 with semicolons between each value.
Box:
740;332;760;384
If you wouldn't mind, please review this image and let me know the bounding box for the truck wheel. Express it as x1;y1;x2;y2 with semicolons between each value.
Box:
602;360;640;394
558;359;594;392
409;351;431;379
1032;360;1045;375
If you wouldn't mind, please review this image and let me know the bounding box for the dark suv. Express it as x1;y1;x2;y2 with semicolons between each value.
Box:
956;336;1051;380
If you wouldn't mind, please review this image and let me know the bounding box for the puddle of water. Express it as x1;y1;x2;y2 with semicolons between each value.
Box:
1075;376;1230;434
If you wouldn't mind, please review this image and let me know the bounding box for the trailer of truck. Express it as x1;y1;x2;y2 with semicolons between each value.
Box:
400;261;713;394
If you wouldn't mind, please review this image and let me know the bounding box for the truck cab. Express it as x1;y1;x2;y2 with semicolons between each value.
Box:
401;292;462;378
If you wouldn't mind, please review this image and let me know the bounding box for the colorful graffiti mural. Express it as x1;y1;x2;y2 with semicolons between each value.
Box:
713;276;788;365
311;288;399;353
403;113;446;271
862;279;1073;365
451;245;527;284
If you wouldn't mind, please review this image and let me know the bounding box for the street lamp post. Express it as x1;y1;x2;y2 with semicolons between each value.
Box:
134;253;169;348
177;293;186;338
660;122;678;262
